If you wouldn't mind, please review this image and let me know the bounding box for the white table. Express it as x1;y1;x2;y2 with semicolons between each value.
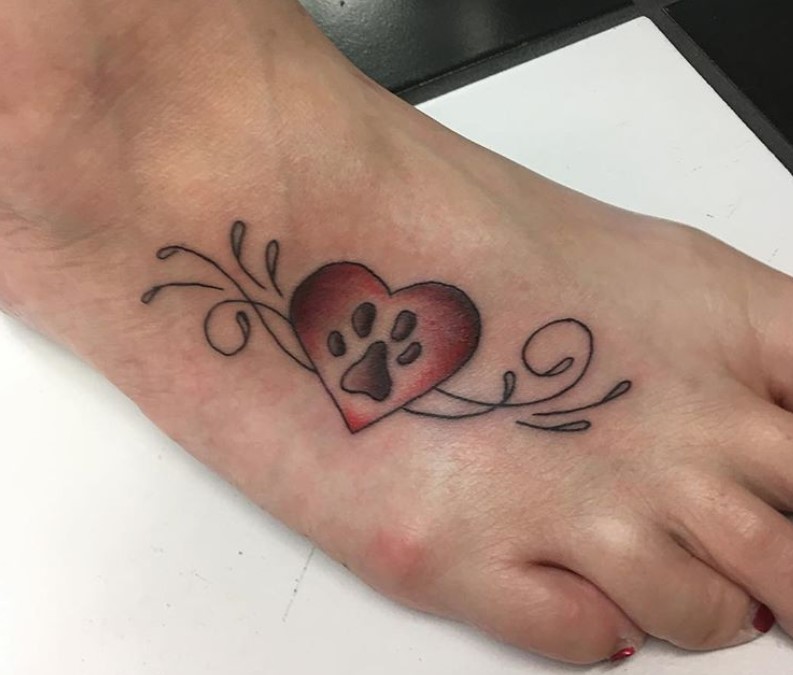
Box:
3;18;792;675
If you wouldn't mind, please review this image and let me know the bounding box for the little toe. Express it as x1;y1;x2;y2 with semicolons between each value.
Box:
724;402;793;511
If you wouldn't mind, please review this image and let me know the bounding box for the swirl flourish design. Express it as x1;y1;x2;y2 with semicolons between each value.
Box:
142;220;632;433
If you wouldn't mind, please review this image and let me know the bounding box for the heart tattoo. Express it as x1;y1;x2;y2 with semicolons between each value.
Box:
290;263;481;432
142;220;633;434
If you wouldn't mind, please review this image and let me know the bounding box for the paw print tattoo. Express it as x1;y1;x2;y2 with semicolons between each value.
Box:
143;220;633;435
327;303;422;402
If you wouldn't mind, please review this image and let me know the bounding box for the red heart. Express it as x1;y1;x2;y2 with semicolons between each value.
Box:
290;263;481;432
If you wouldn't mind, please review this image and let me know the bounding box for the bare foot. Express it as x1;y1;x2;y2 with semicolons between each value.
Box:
2;0;792;664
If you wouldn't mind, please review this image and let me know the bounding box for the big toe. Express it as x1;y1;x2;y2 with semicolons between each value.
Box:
448;562;645;665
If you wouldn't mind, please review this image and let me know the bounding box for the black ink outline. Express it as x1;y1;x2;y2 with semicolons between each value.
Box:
391;310;417;342
517;419;593;433
230;220;267;292
433;319;594;409
396;342;422;366
265;240;283;298
141;221;313;371
351;301;377;338
140;282;225;305
532;380;633;418
403;319;632;432
142;220;632;435
328;330;347;357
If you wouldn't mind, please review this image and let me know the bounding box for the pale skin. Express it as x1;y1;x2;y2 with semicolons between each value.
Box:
3;0;793;665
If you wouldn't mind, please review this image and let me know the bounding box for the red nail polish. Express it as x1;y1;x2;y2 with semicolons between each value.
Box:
753;604;776;634
609;646;636;663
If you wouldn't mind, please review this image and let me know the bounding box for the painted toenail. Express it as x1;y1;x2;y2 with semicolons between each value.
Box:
752;603;775;634
609;646;636;663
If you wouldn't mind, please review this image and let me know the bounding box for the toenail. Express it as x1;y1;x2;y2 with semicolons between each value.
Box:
752;603;775;634
608;646;636;663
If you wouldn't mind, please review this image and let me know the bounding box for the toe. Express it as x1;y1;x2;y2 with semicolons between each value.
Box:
668;478;793;636
725;402;793;511
565;521;761;651
451;563;645;665
753;265;793;409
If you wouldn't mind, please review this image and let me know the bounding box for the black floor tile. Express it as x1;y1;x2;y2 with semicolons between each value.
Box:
668;0;793;145
300;0;631;94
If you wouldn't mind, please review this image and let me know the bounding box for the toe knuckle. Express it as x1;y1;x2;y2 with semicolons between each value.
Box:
749;417;793;448
730;510;780;555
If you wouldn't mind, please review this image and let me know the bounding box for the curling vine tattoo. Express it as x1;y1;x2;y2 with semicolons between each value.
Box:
141;221;632;434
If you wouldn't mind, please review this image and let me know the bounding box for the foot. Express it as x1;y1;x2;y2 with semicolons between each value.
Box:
2;0;793;665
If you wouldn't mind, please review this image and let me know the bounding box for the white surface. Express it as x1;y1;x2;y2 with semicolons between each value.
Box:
3;17;793;675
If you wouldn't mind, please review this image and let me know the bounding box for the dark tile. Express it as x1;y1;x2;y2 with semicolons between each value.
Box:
300;0;631;93
668;0;793;144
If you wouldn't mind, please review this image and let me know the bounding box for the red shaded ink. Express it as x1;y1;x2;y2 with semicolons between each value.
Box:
290;262;481;432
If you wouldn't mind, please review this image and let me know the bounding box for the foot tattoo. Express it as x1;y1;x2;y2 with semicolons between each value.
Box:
290;261;480;431
141;220;633;434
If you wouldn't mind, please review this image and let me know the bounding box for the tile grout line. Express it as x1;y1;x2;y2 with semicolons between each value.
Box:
633;0;793;173
399;5;642;105
400;0;793;176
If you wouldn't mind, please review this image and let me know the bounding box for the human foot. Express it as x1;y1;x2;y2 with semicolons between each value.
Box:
3;0;793;666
